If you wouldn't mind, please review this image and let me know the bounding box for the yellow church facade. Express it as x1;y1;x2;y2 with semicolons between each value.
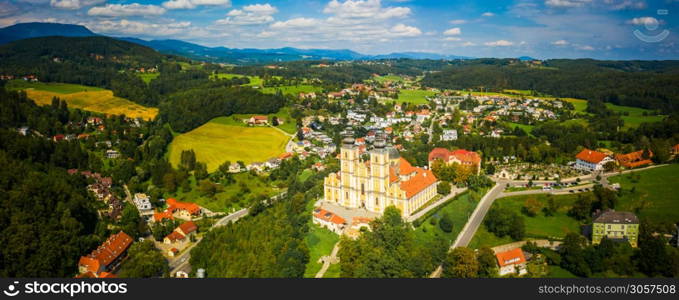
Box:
323;136;438;218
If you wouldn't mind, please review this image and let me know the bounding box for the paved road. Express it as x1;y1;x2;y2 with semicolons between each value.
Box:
315;242;340;278
429;164;667;278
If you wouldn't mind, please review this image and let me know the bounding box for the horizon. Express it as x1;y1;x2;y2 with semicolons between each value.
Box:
0;0;678;60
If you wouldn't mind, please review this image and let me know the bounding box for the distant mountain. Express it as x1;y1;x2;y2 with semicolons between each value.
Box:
0;22;472;65
0;22;97;45
518;56;537;61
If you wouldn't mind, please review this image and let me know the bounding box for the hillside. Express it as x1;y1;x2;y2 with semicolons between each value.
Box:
0;22;97;45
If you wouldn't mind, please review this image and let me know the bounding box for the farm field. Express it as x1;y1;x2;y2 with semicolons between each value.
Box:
373;74;404;83
397;89;437;105
468;193;584;249
168;117;290;172
304;223;339;278
211;73;264;87
8;81;158;120
209;107;296;135
608;164;679;223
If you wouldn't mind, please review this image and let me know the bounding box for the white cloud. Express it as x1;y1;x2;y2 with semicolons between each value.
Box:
50;0;104;10
323;0;410;19
270;17;318;29
444;37;461;41
216;3;277;25
484;40;513;46
443;27;461;36
603;0;646;10
86;19;192;36
481;12;495;17
88;4;166;17
545;0;592;8
577;45;595;50
551;39;569;45
243;3;278;15
626;17;658;26
390;24;421;37
162;0;231;10
450;19;466;25
461;41;476;47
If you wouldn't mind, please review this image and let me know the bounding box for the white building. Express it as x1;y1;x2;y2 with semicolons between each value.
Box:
440;129;458;141
574;149;614;172
133;193;153;215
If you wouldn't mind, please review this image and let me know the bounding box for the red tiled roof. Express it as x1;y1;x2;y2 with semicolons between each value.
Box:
428;148;481;165
165;231;185;243
313;209;346;225
79;231;132;274
167;198;201;215
153;211;174;222
178;221;197;235
496;248;526;267
399;168;437;198
615;150;652;168
576;149;609;164
252;115;268;120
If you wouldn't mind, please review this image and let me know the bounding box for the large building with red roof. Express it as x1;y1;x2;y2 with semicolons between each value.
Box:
78;231;132;276
495;248;527;276
323;134;438;218
574;148;614;172
428;148;482;174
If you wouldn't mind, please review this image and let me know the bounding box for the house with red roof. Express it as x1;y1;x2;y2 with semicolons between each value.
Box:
166;198;202;220
428;148;482;174
496;248;527;276
312;208;347;234
248;115;269;125
574;148;613;172
615;150;653;169
672;144;679;156
153;211;174;223
78;231;132;276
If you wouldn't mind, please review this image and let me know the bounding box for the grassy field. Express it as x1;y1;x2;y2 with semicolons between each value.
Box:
608;164;679;223
138;73;159;84
468;193;584;249
304;224;339;278
209;107;296;135
168;117;289;172
605;103;664;128
547;266;578;278
8;81;158;120
373;74;404;83
414;189;488;246
397;89;437;105
503;122;535;135
261;85;323;96
212;73;264;87
164;172;276;212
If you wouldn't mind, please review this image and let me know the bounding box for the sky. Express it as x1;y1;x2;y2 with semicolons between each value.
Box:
1;0;679;60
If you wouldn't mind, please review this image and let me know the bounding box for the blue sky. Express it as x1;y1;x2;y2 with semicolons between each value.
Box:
1;0;678;59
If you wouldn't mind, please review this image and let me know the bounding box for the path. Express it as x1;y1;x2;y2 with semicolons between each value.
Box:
315;242;340;278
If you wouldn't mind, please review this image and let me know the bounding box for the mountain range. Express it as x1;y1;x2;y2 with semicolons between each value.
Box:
0;22;475;65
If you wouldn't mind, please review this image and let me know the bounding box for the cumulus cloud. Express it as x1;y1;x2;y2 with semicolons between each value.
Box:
88;4;166;17
484;40;513;46
481;12;495;17
323;0;411;19
390;24;421;37
50;0;104;10
270;17;318;29
444;37;461;41
551;39;569;45
216;3;277;25
545;0;592;8
626;17;658;26
443;27;461;36
162;0;231;10
461;41;476;47
578;45;595;50
86;19;192;36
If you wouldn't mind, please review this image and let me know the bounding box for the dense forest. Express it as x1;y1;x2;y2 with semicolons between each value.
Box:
422;59;679;112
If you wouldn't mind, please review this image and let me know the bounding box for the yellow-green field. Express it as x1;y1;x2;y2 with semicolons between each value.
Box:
397;89;437;105
211;73;264;87
168;117;290;172
9;81;158;120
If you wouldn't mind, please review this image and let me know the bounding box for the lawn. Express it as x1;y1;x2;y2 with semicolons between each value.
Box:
138;73;159;84
212;73;264;87
211;107;296;135
168;117;290;172
397;89;436;105
304;223;339;278
503;122;535;136
547;266;578;278
608;164;679;223
8;81;158;120
468;193;584;249
261;85;323;96
414;189;488;247
164;172;276;213
298;169;314;183
605;103;664;128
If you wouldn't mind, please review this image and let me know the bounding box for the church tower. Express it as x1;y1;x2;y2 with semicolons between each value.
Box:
339;129;359;208
368;137;389;212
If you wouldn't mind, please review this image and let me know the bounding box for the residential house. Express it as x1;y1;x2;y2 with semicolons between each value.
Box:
615;150;652;169
248;116;269;125
496;248;528;276
574;148;613;172
592;210;639;248
164;231;186;245
166;198;202;220
153;211;174;223
176;221;198;237
106;149;120;159
78;231;132;276
132;193;153;216
440;129;458;141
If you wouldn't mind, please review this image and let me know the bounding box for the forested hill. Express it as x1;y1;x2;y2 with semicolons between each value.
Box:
422;58;679;112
